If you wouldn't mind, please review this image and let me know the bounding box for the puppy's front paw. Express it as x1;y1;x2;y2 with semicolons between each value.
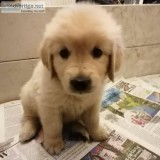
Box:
43;138;64;155
90;127;108;141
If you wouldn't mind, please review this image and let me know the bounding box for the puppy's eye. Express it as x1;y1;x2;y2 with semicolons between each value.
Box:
59;48;70;59
92;47;103;58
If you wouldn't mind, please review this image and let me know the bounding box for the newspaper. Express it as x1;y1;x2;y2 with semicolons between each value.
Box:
0;100;23;152
0;75;160;159
139;74;160;91
81;130;159;160
101;78;160;156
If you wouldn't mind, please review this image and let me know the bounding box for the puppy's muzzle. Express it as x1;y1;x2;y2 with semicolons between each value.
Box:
70;76;91;93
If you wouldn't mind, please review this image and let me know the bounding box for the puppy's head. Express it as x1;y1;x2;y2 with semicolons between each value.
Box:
40;5;123;96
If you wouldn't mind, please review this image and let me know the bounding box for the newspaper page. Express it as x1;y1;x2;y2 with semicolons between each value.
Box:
140;74;160;91
0;100;23;152
100;78;160;156
81;130;160;160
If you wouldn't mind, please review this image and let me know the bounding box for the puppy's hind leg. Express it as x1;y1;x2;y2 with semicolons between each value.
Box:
19;116;41;142
19;91;41;142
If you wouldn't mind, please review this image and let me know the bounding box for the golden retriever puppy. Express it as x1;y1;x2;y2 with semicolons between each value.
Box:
19;4;123;155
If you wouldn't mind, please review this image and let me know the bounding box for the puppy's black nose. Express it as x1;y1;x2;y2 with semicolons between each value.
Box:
70;76;91;93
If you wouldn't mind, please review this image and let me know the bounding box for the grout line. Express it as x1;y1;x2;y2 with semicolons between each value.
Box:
126;43;160;49
0;58;39;64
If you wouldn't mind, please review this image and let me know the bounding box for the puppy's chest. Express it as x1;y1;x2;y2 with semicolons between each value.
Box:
61;97;89;122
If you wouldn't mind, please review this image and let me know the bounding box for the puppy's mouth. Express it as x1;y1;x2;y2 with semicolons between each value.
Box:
69;76;93;95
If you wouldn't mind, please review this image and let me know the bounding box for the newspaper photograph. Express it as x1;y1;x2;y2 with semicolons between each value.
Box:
102;87;160;127
147;92;160;104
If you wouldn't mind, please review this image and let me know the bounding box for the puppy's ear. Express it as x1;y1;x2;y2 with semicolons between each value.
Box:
40;38;56;78
108;43;123;82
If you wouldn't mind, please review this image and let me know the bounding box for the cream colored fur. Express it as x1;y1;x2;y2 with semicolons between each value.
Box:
19;4;123;155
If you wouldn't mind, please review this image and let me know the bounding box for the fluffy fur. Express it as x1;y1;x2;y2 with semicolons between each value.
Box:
19;4;123;155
